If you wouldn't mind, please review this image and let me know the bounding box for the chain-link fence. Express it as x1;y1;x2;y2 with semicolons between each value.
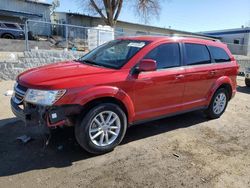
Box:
236;57;250;74
226;43;250;56
24;20;176;51
0;20;250;58
24;20;250;55
22;20;174;52
25;20;114;52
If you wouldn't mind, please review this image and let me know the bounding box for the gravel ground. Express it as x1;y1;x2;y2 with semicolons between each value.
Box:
0;77;249;188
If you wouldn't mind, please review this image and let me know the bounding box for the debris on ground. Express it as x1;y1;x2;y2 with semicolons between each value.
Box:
201;177;207;183
4;90;13;96
57;145;63;151
16;135;32;144
173;153;180;158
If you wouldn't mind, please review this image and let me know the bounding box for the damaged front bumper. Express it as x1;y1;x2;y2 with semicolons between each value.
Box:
11;98;81;128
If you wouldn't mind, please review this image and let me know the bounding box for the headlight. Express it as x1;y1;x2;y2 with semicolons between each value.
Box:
24;89;66;106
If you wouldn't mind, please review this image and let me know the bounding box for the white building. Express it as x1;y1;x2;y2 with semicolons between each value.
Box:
201;27;250;56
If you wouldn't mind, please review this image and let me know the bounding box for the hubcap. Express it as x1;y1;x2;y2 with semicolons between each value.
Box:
89;111;121;147
213;92;227;115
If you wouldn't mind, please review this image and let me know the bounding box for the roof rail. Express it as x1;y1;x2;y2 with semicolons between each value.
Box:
170;34;221;42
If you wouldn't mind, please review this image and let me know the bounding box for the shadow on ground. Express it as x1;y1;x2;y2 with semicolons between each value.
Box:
237;85;250;94
0;111;208;177
0;118;19;127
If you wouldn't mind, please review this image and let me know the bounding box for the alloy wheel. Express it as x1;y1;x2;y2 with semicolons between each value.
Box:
89;111;121;147
213;92;227;115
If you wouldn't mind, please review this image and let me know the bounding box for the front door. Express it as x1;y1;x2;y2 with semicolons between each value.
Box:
132;43;186;121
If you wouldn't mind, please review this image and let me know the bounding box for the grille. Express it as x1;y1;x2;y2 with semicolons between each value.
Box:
13;83;27;104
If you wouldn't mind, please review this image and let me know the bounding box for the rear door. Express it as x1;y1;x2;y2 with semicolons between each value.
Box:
208;45;237;91
208;46;234;77
133;42;186;121
182;43;217;110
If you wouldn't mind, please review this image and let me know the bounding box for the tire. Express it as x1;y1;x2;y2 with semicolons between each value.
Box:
245;78;250;87
2;33;15;39
75;103;127;154
205;88;229;119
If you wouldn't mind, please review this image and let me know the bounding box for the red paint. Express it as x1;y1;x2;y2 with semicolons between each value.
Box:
17;36;238;125
138;59;157;72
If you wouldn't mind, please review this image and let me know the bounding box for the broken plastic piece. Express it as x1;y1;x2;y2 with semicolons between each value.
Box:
4;90;14;96
173;153;180;158
16;135;32;143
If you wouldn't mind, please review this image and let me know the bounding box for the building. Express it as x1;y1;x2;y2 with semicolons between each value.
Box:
201;27;250;56
0;0;52;36
0;0;51;23
52;12;212;39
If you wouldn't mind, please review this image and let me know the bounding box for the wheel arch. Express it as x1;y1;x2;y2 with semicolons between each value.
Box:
207;76;233;104
217;83;232;99
81;97;129;120
1;33;15;39
75;86;135;123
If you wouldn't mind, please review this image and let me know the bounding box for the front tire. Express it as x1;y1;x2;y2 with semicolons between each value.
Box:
75;103;127;154
205;88;229;119
245;78;250;87
2;33;15;39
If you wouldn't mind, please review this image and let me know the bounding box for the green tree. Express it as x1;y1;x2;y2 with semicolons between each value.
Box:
79;0;161;27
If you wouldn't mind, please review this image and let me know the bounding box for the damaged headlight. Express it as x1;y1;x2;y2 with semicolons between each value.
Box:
24;89;66;106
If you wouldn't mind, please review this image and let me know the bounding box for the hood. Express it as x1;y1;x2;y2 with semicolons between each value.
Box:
18;61;116;89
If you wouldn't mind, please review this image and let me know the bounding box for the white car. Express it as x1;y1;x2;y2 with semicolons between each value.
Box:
245;67;250;87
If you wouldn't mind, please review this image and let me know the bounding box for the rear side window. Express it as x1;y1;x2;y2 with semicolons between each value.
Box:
4;23;18;29
145;43;181;69
208;46;231;63
185;43;211;65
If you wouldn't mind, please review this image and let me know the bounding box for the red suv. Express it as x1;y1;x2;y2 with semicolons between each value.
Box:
11;36;238;154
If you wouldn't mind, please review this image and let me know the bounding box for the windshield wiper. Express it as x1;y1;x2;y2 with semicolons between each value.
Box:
74;59;117;69
75;59;107;68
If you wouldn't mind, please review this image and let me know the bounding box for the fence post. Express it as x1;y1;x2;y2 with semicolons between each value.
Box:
97;29;100;46
65;25;68;50
25;20;29;51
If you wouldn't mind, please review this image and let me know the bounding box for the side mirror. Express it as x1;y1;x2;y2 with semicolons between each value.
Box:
137;59;157;72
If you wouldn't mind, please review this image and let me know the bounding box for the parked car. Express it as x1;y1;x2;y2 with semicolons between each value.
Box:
11;36;239;154
245;67;250;87
0;21;24;39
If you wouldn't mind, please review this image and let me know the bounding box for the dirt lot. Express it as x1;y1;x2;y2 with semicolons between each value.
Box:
0;77;249;188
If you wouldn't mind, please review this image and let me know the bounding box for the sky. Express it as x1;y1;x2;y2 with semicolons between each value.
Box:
47;0;250;32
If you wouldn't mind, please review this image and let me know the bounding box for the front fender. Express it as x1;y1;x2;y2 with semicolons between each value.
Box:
207;76;233;105
75;86;135;123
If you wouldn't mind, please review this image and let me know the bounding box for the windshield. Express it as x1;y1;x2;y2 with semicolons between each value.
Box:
78;39;150;69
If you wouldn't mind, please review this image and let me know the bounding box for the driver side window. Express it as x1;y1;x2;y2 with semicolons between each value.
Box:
144;43;181;69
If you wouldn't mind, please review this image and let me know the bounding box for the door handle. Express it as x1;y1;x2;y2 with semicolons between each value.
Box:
175;74;185;79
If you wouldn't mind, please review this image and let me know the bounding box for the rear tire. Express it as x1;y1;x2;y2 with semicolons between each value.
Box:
75;103;127;154
205;88;229;119
245;78;250;87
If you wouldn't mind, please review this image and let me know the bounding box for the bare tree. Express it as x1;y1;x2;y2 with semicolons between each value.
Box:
135;0;161;23
50;0;60;15
78;0;161;26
